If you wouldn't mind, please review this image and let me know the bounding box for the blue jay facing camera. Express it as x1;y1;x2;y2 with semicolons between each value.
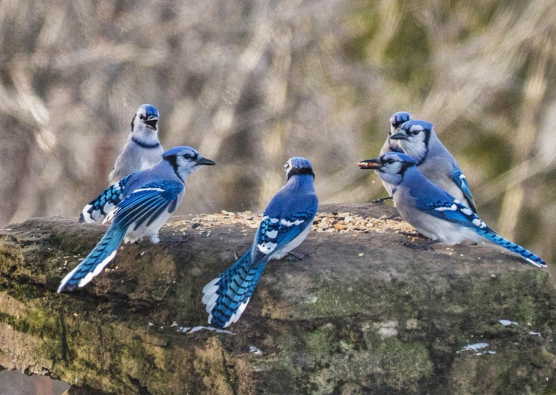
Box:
59;146;215;293
378;111;413;197
109;104;164;185
388;119;477;213
359;152;546;268
380;111;413;156
81;104;164;223
202;157;318;328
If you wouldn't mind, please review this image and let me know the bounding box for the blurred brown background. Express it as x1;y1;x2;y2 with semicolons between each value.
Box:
0;0;555;264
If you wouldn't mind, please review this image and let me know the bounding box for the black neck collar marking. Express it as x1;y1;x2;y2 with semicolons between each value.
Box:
287;167;315;181
416;130;431;166
164;155;185;183
132;136;160;149
397;162;416;178
130;115;136;132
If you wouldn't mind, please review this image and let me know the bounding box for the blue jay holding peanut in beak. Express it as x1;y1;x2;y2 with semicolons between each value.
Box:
202;157;318;328
388;119;477;213
109;104;164;185
59;146;215;292
378;111;413;198
359;152;546;268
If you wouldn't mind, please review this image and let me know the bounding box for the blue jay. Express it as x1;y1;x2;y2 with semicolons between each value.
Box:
202;157;318;328
380;111;413;156
379;111;413;197
109;104;164;186
389;119;477;213
59;146;215;292
359;152;546;268
80;104;163;223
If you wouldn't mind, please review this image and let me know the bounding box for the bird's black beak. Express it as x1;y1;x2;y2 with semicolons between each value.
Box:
389;132;408;140
196;157;216;166
358;158;382;169
145;119;158;130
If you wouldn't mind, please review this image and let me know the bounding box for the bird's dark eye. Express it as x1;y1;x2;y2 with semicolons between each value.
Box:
183;154;192;159
139;114;146;120
412;130;420;135
387;159;395;164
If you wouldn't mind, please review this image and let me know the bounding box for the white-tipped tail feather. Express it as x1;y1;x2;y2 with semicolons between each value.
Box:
78;250;118;287
57;264;82;293
57;250;118;293
225;299;250;328
202;277;221;314
81;204;96;223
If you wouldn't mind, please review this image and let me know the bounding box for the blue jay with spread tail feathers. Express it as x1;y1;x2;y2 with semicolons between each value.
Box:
202;157;318;328
389;119;478;213
379;111;413;197
59;146;215;293
359;152;546;268
109;104;164;185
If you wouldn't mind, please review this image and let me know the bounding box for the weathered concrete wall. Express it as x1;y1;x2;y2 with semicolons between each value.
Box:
0;204;555;395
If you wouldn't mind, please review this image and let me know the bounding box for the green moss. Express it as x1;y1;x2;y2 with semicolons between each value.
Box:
311;278;426;320
373;338;434;393
1;217;556;394
280;323;435;395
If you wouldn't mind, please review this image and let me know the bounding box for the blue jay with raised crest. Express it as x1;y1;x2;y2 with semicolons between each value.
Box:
59;146;215;293
379;111;413;197
108;104;164;185
202;157;318;328
388;119;478;213
359;152;546;268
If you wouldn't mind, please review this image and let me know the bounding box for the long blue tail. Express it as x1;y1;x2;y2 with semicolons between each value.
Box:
477;229;546;268
58;227;127;292
202;249;267;328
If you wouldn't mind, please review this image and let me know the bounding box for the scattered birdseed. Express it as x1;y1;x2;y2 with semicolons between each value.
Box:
167;211;414;235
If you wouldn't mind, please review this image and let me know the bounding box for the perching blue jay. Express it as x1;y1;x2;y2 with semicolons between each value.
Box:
380;111;413;156
59;146;215;292
109;104;164;185
389;119;477;213
81;104;163;224
379;111;413;197
202;157;318;328
358;152;546;268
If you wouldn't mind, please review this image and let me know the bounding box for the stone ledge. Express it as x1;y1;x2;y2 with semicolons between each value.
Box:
0;203;554;394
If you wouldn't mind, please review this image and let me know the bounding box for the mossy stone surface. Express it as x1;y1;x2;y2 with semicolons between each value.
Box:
0;204;555;394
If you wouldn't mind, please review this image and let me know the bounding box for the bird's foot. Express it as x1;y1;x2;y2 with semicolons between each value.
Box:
158;233;192;244
373;196;393;204
175;325;235;335
399;231;425;238
402;239;441;251
285;252;311;261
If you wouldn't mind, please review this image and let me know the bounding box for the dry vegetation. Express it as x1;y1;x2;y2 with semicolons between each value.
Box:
0;0;555;262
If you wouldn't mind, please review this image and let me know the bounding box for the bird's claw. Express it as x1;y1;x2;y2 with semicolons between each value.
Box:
372;196;393;204
285;252;311;261
399;231;425;238
401;239;441;251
